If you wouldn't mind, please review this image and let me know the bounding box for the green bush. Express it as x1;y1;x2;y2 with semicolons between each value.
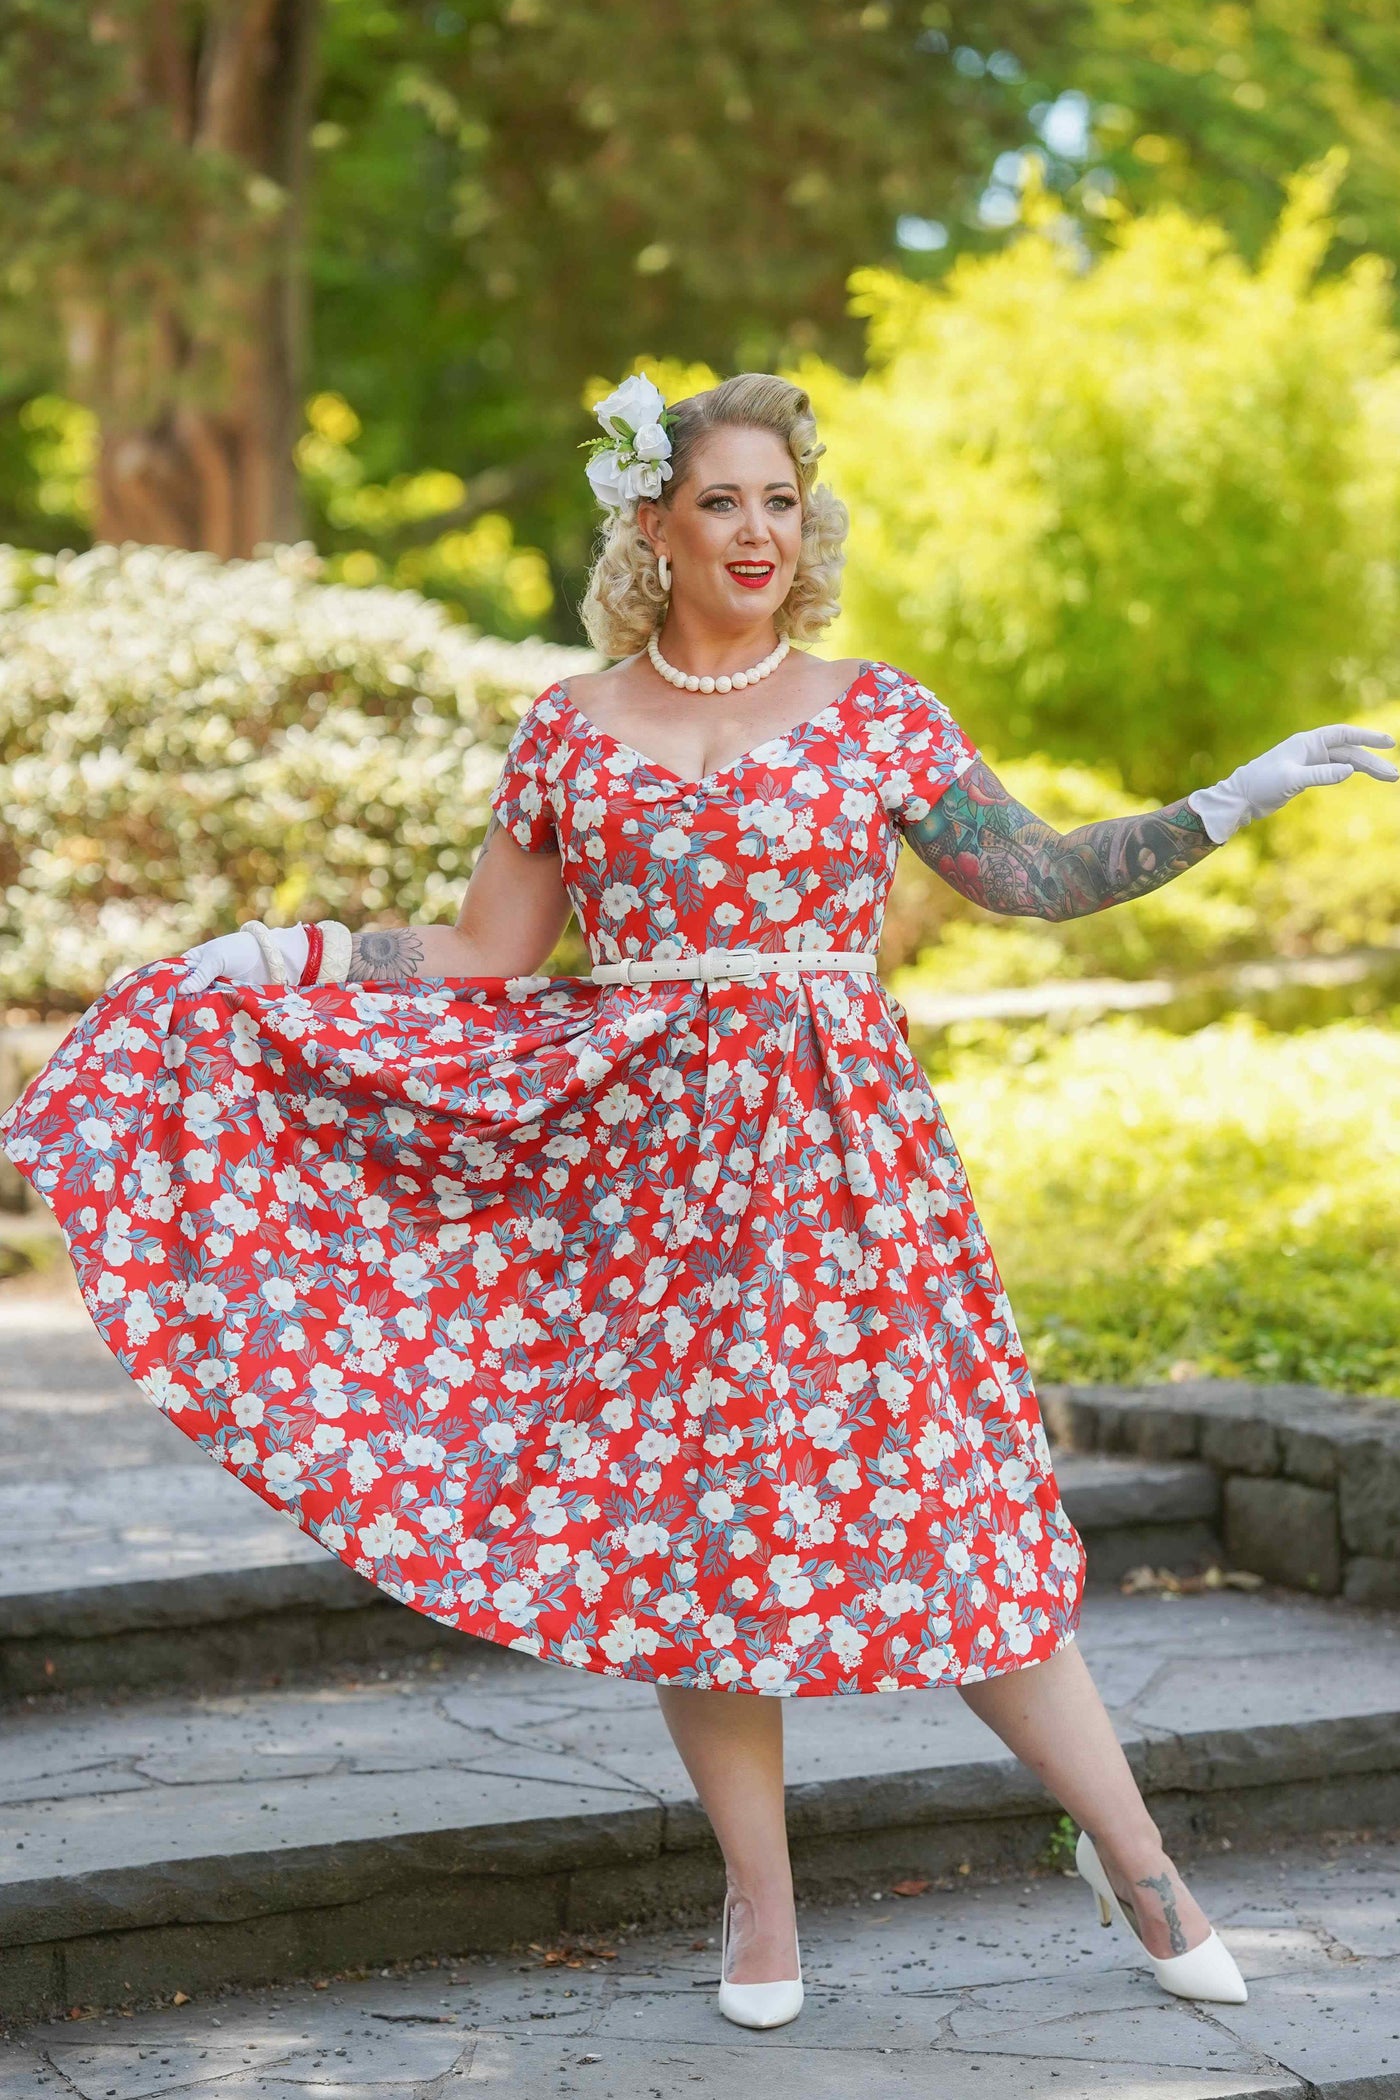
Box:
1022;1238;1400;1397
0;541;592;1006
804;163;1400;796
938;1012;1400;1397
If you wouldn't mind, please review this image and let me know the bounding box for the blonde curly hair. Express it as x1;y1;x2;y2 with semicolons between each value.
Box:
579;372;848;659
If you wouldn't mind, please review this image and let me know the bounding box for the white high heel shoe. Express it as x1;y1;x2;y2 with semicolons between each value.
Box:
1076;1830;1247;2004
715;1889;804;2030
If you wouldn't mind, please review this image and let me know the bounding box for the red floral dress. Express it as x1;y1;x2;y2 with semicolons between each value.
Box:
0;660;1085;1695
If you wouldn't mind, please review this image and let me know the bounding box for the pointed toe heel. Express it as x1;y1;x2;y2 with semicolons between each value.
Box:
715;1892;804;2030
1076;1830;1247;2005
716;1975;805;2030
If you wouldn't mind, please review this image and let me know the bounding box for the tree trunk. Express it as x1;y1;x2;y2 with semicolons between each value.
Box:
72;0;320;557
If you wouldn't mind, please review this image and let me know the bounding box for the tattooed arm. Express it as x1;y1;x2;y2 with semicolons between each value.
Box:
346;924;472;983
903;757;1219;921
349;809;570;981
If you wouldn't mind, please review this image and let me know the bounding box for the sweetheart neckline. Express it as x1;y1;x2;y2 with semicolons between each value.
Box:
544;659;876;790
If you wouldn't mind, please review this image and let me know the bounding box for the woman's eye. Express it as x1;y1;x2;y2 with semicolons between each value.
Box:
699;493;796;512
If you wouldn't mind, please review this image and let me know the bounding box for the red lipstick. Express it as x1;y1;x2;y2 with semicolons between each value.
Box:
726;562;776;591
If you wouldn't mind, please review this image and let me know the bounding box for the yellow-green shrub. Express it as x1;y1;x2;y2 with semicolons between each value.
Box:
803;163;1400;796
940;1013;1400;1395
295;393;555;637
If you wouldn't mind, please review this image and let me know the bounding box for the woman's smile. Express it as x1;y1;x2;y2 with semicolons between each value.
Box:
726;560;776;590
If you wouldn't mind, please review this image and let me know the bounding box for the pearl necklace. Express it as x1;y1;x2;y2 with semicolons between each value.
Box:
647;629;790;694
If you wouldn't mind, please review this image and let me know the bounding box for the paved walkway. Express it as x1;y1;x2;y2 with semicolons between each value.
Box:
5;1280;1399;2091
0;1285;185;1484
0;1446;1219;1650
4;1832;1398;2096
7;1583;1399;1908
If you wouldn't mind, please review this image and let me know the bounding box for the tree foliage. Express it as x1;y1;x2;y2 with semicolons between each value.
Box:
0;0;1068;582
1059;0;1400;277
299;0;1061;603
0;0;317;551
303;0;1400;614
806;161;1400;792
3;2;1400;653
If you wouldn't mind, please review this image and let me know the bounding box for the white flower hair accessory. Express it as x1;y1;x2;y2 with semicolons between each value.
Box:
582;373;679;511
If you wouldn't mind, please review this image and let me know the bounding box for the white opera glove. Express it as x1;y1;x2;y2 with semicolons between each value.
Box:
178;923;310;995
1186;723;1398;845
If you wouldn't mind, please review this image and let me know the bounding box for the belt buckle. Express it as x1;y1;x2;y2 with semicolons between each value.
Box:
701;948;761;983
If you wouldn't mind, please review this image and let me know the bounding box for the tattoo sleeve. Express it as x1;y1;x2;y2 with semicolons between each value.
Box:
901;757;1220;921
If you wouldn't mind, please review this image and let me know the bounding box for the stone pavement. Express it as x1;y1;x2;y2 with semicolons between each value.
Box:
6;1283;1400;2079
6;1582;1400;2026
3;1831;1398;2097
0;1442;1222;1687
8;1589;1400;1879
0;1291;185;1484
5;1293;1400;2034
0;1444;1219;1617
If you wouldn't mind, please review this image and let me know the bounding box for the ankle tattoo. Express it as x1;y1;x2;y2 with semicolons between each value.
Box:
1134;1870;1189;1955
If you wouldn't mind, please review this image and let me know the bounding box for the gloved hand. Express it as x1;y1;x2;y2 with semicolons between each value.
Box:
178;924;310;994
1187;723;1398;845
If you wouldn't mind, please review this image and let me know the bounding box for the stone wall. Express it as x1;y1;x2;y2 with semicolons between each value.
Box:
1042;1379;1400;1607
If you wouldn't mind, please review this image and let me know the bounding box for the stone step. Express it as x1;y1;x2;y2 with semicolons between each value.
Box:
1049;1449;1221;1584
6;1828;1398;2098
0;1449;1223;1700
0;1459;462;1698
4;1586;1398;2026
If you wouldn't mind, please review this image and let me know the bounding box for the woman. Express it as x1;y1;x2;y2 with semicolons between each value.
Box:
3;371;1393;2034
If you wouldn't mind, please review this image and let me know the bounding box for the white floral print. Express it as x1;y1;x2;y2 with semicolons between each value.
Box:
0;661;1084;1695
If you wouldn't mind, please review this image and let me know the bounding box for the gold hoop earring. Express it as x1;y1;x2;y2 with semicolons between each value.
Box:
657;554;671;591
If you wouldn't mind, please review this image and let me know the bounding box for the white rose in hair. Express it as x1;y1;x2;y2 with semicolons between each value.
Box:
594;372;667;441
632;421;671;461
586;449;628;509
623;458;670;501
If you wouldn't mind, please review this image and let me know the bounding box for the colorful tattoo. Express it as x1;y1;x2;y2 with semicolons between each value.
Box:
902;757;1219;921
347;928;428;983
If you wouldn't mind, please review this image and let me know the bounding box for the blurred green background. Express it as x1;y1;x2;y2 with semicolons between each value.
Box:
1;0;1397;1390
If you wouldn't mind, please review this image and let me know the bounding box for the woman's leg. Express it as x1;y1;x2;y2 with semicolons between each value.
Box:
958;1638;1211;1958
655;1685;800;1984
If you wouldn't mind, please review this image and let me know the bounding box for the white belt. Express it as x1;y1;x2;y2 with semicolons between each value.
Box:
589;947;879;986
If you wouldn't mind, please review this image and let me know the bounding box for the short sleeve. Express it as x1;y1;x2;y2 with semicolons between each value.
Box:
489;702;559;854
874;666;981;835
